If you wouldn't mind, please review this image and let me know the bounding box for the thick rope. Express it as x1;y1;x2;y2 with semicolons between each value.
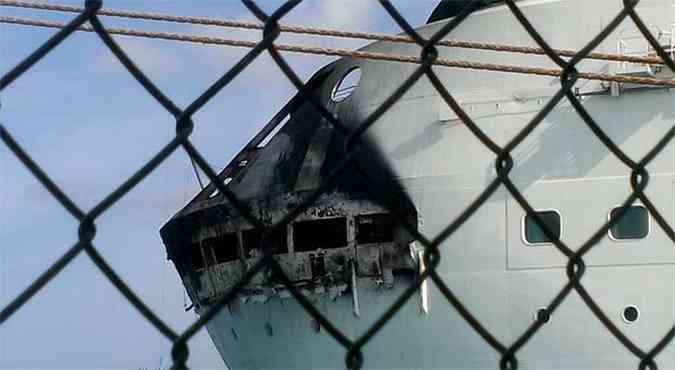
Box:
0;0;667;66
2;15;674;88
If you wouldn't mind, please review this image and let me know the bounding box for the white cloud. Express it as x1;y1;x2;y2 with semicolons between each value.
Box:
311;0;379;35
184;0;381;84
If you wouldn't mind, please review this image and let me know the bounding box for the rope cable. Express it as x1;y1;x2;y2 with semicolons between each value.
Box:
0;0;668;66
2;15;674;88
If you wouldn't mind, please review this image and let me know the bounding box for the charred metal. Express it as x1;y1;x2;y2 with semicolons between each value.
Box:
161;190;418;308
160;61;418;310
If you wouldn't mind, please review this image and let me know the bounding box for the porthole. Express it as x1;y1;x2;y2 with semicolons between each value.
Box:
621;305;640;323
609;205;649;240
534;307;551;324
331;67;361;102
522;210;561;245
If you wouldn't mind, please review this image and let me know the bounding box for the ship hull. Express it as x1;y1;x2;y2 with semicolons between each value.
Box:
162;0;675;368
202;267;675;370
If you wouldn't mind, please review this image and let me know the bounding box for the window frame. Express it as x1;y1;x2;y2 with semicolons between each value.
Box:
607;204;650;242
190;243;208;272
330;66;361;103
355;213;395;245
292;217;348;252
521;209;563;246
241;227;289;257
207;232;241;265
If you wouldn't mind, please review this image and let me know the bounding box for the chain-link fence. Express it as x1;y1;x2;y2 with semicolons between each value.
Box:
2;1;675;369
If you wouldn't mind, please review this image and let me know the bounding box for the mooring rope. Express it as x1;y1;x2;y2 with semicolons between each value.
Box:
2;15;674;88
0;0;667;66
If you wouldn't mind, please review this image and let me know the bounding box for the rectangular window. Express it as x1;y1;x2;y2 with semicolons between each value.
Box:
242;228;288;256
356;213;394;244
203;233;239;264
293;217;347;252
523;210;561;245
189;244;206;271
609;205;649;240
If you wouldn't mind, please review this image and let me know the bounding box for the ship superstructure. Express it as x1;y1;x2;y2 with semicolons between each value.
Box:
161;1;675;368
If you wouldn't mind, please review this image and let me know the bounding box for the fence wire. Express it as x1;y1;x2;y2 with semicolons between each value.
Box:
1;1;675;370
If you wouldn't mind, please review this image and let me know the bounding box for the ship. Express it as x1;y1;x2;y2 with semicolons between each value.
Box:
160;0;675;369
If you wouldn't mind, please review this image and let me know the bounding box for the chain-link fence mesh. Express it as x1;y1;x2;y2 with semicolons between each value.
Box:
2;0;675;369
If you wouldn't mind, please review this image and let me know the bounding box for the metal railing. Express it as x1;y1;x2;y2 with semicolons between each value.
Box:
617;24;674;75
2;1;675;370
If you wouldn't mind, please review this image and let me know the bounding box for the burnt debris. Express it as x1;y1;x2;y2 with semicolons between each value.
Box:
160;61;418;308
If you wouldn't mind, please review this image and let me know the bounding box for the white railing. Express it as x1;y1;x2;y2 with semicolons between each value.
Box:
616;24;674;76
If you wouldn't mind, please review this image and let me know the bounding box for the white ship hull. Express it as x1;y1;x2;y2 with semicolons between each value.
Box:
161;0;675;368
202;267;675;370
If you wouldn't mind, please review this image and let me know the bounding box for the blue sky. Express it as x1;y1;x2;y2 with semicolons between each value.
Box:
1;1;435;369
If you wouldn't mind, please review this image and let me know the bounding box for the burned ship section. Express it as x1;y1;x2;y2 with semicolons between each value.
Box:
160;61;419;311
